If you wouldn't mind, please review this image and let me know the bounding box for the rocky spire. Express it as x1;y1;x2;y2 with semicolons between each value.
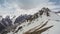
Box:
39;7;51;17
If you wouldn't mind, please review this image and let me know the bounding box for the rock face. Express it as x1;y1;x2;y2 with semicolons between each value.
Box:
14;15;32;24
0;7;60;34
0;23;5;32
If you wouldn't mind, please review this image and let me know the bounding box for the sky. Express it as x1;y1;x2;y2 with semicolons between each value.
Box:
0;0;60;15
0;0;60;34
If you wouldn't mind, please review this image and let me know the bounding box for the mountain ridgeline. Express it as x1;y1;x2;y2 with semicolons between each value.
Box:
0;7;59;34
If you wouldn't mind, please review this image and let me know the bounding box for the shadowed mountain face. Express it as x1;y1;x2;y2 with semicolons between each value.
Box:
0;15;32;33
14;15;32;24
0;16;13;33
2;16;12;26
0;7;60;34
0;23;5;32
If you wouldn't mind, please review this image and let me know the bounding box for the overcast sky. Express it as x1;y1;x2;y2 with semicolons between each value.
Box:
0;0;60;34
0;0;60;15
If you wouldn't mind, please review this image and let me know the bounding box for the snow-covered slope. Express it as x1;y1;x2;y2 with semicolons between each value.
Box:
0;7;60;34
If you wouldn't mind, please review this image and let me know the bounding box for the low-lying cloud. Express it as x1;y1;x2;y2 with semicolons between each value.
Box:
0;0;60;15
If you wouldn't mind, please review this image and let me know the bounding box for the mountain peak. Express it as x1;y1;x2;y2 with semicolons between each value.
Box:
37;7;51;17
41;7;50;11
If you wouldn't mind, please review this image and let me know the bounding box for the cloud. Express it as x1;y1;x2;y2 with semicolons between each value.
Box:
0;0;60;15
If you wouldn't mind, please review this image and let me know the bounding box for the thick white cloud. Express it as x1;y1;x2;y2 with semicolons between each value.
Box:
0;0;60;15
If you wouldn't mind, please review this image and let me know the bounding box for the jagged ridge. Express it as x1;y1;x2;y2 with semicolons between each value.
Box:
0;7;60;34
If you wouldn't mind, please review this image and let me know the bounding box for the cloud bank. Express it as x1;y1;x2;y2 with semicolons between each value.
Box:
0;0;60;15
